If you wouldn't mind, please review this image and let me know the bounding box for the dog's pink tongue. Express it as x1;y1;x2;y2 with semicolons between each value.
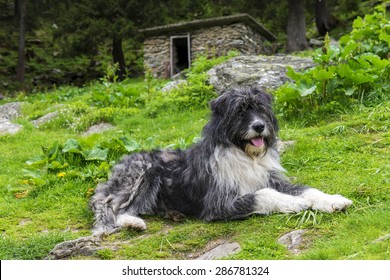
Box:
250;137;264;147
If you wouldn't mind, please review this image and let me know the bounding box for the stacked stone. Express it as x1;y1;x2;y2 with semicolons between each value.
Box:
143;23;271;79
143;36;170;78
190;23;265;57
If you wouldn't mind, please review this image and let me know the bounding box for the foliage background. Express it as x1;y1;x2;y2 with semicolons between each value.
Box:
0;0;381;93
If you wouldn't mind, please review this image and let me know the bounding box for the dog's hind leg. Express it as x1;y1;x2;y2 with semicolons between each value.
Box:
112;165;164;231
90;183;118;235
115;214;147;230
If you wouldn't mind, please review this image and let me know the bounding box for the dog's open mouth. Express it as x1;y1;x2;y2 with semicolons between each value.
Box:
249;137;264;147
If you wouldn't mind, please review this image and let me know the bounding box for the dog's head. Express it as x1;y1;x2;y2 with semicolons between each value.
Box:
206;86;279;158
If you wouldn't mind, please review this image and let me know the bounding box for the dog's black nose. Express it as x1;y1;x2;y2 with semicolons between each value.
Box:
252;122;265;133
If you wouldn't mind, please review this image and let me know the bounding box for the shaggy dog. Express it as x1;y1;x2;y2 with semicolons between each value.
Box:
90;86;352;235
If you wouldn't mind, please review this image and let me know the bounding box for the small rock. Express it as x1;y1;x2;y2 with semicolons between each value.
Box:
83;123;115;136
278;229;306;255
309;38;324;47
207;55;314;94
18;218;32;226
0;118;22;135
161;79;187;93
0;102;24;120
372;233;390;244
196;241;241;260
31;111;59;127
46;236;102;260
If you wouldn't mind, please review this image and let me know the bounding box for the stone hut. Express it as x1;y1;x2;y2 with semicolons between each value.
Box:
139;14;277;79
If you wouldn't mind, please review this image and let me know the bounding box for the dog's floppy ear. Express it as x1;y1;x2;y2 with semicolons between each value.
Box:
210;91;229;115
251;86;274;106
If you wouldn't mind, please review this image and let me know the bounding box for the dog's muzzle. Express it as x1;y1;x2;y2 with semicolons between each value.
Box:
244;125;267;158
249;121;265;148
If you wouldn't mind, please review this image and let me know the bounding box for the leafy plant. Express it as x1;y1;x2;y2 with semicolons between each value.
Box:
16;136;142;195
89;65;151;108
275;5;390;119
144;51;238;114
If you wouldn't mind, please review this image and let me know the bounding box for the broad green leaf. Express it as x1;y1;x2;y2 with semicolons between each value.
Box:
312;68;334;81
274;86;301;102
341;42;358;57
120;136;141;152
102;138;124;150
339;35;351;46
297;84;317;97
22;169;43;179
360;54;389;69
82;147;108;161
379;31;390;45
336;63;353;78
285;66;303;81
47;161;69;170
46;142;60;161
26;155;47;167
62;138;82;154
344;87;356;96
326;79;341;93
350;72;377;85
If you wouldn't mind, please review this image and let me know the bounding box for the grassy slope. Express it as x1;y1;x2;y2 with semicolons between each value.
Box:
0;84;389;260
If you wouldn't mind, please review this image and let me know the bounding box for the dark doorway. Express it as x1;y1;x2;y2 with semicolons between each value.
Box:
170;35;191;77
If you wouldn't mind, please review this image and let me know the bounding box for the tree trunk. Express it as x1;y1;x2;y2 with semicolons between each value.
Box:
112;35;126;81
286;0;309;53
16;0;26;83
315;0;338;36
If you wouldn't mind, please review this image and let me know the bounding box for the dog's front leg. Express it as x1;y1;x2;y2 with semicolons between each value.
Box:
253;188;310;214
268;172;353;213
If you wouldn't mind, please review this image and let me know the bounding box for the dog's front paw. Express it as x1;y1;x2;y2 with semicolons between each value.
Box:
302;189;353;213
313;194;353;212
277;196;311;213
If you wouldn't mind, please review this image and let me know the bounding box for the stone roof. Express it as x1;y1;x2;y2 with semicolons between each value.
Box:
139;14;276;42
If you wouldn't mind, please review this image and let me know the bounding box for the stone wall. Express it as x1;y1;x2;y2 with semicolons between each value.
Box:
143;22;272;79
143;36;171;79
191;23;269;58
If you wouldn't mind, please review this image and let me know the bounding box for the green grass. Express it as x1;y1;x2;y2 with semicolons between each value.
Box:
0;79;389;260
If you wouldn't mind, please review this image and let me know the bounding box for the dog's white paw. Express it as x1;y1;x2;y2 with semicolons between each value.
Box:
254;188;310;214
116;214;147;230
301;189;353;213
279;196;311;213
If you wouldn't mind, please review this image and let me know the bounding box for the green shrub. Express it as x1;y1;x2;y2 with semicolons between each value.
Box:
275;5;390;119
11;136;143;197
144;51;238;115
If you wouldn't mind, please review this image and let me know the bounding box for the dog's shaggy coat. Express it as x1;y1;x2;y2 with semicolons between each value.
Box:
90;87;352;235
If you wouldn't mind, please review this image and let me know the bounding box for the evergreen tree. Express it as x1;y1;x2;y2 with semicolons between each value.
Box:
53;0;173;80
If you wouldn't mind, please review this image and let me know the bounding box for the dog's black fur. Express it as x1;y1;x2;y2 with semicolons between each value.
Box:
90;86;352;235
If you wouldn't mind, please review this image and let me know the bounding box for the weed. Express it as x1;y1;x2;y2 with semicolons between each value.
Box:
285;210;323;228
